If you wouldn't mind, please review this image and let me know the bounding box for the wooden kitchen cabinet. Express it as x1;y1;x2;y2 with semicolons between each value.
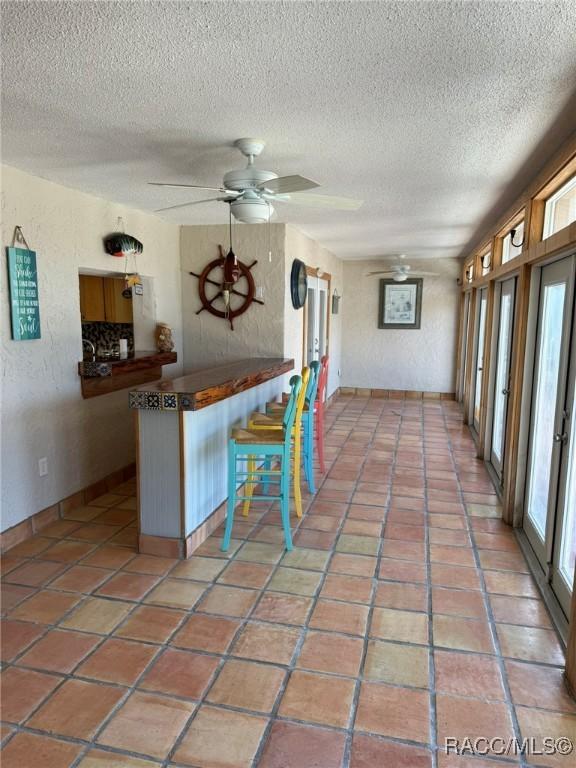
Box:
79;275;106;321
79;275;133;323
103;277;133;323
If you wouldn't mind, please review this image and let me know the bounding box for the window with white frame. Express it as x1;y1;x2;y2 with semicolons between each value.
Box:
543;175;576;239
502;220;524;263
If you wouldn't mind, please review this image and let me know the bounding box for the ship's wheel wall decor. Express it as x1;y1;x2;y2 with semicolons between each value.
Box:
190;245;264;330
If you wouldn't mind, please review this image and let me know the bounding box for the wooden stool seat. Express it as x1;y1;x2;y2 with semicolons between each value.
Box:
248;412;283;427
231;427;284;444
266;402;310;414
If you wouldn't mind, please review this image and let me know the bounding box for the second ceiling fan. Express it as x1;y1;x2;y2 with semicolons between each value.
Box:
367;256;439;282
150;138;363;223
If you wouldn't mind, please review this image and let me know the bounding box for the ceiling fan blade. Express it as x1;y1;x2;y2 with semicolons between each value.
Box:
366;271;397;276
149;182;237;193
410;271;439;276
281;192;363;210
155;197;227;213
258;175;319;194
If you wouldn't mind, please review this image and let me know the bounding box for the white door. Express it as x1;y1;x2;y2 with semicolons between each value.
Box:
490;277;516;482
523;254;576;617
305;275;329;365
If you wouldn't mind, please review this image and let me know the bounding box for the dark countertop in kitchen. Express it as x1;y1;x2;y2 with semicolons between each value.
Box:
78;350;177;378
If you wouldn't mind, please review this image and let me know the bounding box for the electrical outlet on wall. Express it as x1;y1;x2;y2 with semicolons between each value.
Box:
38;457;48;477
255;286;264;299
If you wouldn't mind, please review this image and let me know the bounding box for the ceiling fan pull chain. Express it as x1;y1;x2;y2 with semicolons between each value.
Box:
267;201;272;262
229;203;233;252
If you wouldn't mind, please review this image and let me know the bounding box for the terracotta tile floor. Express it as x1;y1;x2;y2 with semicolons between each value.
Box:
2;396;575;767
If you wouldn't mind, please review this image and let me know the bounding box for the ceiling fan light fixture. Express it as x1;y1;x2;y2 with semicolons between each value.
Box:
393;273;408;282
230;197;274;224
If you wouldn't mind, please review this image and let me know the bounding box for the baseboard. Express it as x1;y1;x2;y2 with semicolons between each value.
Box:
0;462;136;553
338;387;455;400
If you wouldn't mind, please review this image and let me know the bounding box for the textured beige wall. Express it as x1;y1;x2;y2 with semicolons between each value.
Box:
1;165;182;531
180;224;287;371
283;225;343;397
341;259;460;392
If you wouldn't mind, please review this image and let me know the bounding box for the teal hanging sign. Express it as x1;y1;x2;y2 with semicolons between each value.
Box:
7;246;41;340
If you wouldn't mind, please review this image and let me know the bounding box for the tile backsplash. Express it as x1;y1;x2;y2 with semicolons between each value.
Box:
82;322;134;356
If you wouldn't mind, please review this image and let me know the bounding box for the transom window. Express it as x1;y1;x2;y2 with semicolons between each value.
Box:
502;220;525;263
481;250;492;275
543;175;576;239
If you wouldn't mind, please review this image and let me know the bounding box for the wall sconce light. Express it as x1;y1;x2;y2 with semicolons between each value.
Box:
332;289;341;314
510;228;525;248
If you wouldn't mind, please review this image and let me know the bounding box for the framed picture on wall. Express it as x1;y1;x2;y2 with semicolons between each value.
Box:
378;278;422;329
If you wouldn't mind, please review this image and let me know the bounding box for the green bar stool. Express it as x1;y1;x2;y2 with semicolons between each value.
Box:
221;374;302;552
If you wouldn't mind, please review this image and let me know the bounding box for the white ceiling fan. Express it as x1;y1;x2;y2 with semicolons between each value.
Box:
150;138;363;224
366;255;439;282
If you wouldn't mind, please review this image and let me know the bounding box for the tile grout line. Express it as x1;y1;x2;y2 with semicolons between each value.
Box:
422;402;440;768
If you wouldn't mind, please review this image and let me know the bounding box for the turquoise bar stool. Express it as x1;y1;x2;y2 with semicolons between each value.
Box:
221;374;302;552
259;360;320;494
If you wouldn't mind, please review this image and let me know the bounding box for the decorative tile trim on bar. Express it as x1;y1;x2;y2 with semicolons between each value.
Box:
0;463;136;553
338;387;456;400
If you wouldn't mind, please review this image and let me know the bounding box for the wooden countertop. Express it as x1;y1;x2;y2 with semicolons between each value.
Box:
129;357;294;411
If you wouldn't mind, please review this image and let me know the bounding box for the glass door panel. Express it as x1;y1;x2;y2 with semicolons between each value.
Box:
473;288;487;433
304;275;330;365
524;255;575;585
458;292;471;402
490;278;516;480
551;313;576;617
525;280;566;543
555;421;576;610
305;288;316;364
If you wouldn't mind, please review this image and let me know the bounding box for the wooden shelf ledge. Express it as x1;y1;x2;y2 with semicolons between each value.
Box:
79;350;177;399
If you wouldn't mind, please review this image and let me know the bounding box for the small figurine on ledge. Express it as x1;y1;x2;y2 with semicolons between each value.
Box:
156;323;174;352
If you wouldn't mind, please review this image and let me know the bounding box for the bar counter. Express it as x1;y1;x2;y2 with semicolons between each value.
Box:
131;357;294;558
129;357;293;411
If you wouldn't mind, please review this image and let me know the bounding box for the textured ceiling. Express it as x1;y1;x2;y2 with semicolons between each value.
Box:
2;1;576;260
